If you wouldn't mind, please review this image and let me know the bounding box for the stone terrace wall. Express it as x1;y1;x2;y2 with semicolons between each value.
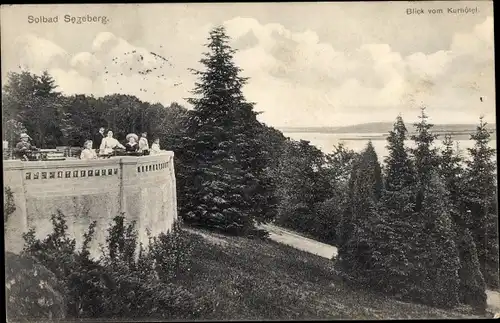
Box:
3;152;177;257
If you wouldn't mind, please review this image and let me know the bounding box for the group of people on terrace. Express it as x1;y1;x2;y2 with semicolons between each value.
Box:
80;127;162;160
10;127;163;161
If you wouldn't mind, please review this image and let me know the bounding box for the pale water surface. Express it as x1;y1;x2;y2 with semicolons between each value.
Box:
284;132;497;163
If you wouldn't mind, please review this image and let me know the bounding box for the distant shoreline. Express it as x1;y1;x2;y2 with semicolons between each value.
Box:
281;131;497;141
278;122;497;135
338;132;497;141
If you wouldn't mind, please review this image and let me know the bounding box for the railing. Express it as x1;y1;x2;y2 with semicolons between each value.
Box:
3;146;82;161
4;152;173;180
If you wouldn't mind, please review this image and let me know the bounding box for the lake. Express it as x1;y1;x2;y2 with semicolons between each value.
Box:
283;132;497;163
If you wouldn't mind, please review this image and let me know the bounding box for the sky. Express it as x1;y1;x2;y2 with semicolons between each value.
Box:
0;2;495;128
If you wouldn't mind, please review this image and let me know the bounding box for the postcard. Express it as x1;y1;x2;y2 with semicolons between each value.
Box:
2;2;497;321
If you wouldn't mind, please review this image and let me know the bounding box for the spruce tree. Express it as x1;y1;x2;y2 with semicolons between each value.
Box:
364;141;383;201
409;109;462;307
178;26;276;235
366;115;419;299
337;142;383;285
439;134;465;208
418;172;461;308
463;116;499;288
440;135;487;309
411;106;439;212
345;142;382;237
438;136;470;228
381;115;415;218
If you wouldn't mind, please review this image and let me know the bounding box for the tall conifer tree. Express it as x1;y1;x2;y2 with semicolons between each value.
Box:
366;115;418;299
411;106;439;212
439;135;465;211
463;116;499;288
177;26;276;234
337;142;382;283
439;134;487;309
381;115;415;217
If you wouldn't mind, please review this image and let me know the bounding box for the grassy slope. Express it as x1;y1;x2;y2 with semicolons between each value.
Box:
177;226;486;320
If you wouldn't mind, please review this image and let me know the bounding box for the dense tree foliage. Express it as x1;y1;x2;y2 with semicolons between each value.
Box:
274;140;329;231
456;226;487;312
334;112;492;312
175;26;277;234
462;117;499;289
384;115;416;192
438;134;488;309
358;116;421;301
336;142;382;280
411;107;440;212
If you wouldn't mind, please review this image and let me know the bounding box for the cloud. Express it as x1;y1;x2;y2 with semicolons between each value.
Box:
9;31;188;105
70;52;102;79
3;15;495;127
49;68;94;95
223;16;495;126
14;34;70;73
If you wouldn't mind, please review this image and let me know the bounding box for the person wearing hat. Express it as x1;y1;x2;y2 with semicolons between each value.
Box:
99;130;125;155
138;132;149;155
124;133;139;153
13;133;37;160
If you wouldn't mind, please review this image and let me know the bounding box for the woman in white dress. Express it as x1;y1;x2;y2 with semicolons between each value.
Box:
99;131;125;155
80;140;98;160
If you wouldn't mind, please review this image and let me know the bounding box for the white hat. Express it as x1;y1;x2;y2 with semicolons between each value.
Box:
126;133;138;142
20;133;30;139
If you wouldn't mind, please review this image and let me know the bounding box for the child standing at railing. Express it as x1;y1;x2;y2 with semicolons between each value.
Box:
150;138;161;155
80;140;98;160
138;132;150;155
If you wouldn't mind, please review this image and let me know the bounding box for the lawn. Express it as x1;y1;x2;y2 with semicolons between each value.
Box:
176;226;488;320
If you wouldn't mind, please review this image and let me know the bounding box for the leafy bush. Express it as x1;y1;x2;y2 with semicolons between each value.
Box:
18;211;211;320
147;218;195;282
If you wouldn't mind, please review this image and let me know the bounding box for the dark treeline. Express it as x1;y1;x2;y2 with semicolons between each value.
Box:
2;70;187;150
3;25;498;315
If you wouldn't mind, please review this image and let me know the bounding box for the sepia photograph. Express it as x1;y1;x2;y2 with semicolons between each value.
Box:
1;1;498;321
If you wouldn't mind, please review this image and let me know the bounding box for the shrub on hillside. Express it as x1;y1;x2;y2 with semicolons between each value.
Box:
147;218;195;282
19;211;212;320
311;195;346;245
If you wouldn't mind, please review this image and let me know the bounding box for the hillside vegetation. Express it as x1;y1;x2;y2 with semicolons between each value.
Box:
177;226;486;320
